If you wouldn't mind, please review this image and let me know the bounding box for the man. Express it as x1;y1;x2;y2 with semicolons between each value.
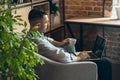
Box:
28;8;89;63
28;8;112;80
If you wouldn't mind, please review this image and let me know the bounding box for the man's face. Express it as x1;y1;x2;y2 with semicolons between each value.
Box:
38;15;49;33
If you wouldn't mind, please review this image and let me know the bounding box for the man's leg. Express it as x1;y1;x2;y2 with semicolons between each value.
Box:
93;57;112;80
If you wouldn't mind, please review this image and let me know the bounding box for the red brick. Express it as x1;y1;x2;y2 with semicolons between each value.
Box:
65;0;112;19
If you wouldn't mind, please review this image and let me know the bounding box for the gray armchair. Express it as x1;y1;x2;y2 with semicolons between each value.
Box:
34;53;98;80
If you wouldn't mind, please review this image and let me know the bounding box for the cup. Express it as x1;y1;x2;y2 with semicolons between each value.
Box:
63;38;77;53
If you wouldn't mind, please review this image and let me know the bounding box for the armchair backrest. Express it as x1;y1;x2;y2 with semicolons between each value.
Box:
34;53;98;80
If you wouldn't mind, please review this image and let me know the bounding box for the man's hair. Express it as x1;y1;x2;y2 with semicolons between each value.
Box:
28;8;47;22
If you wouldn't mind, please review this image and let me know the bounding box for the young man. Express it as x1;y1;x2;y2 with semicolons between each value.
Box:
28;8;112;80
28;8;89;63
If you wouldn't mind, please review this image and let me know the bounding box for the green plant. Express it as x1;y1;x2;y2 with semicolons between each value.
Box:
47;0;59;15
0;0;44;80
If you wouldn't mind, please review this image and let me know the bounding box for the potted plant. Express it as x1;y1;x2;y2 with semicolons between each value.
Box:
47;0;59;15
0;0;44;80
47;0;60;26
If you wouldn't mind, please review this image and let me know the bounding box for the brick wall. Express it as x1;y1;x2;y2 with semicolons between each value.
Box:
105;28;120;63
64;0;120;63
84;27;120;63
64;0;112;19
65;24;120;63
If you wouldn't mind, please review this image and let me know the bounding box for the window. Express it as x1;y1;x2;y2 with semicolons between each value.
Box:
113;0;120;6
111;0;120;18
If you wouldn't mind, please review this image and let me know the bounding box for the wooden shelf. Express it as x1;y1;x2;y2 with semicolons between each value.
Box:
32;0;46;3
51;24;64;30
12;0;46;5
12;0;31;4
11;2;31;9
1;0;65;40
11;0;64;33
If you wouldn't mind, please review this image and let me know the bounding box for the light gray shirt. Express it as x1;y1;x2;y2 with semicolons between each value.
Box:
31;34;77;63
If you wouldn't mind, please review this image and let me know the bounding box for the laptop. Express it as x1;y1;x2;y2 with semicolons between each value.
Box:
76;35;106;60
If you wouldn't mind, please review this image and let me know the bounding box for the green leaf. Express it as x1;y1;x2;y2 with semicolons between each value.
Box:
3;43;9;50
0;1;44;79
14;15;21;18
0;21;7;27
23;21;27;27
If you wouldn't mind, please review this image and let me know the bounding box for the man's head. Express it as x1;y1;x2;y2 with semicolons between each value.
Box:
28;8;49;33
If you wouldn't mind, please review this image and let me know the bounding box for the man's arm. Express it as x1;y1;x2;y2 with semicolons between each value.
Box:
32;37;89;62
32;37;77;63
52;38;70;47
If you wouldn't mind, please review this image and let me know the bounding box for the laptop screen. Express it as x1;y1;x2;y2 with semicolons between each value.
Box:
92;35;106;58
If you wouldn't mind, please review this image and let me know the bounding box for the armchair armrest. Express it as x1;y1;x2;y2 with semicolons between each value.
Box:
34;53;98;80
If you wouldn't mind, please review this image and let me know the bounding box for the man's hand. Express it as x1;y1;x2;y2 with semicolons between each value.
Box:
76;51;90;60
61;38;70;46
